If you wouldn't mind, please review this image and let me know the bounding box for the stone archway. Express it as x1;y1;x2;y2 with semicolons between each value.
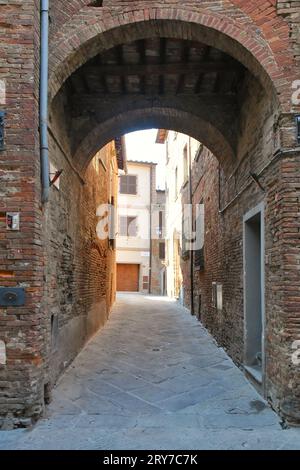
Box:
43;5;300;426
73;108;236;171
48;7;285;105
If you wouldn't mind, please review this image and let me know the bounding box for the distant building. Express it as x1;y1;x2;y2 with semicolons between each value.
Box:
156;130;200;303
116;160;166;294
151;189;167;296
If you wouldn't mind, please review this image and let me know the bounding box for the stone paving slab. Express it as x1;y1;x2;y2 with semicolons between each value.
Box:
0;293;299;450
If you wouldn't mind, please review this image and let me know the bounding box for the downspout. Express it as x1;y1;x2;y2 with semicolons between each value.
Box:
149;165;153;294
189;137;195;315
40;0;50;204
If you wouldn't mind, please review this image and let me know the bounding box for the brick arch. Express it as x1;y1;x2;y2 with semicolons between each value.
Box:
75;107;235;171
49;7;283;107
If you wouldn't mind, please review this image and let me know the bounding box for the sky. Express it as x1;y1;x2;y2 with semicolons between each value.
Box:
125;129;166;190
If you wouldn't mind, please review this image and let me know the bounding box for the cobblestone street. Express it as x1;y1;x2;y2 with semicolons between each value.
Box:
0;294;299;450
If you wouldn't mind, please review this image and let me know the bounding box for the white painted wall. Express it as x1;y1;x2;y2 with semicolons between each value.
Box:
116;161;153;292
164;132;200;299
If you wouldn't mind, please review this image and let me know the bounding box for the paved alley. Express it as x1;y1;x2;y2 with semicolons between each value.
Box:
0;293;299;450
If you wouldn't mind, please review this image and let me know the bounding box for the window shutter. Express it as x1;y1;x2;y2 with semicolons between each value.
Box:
159;242;165;260
120;175;137;194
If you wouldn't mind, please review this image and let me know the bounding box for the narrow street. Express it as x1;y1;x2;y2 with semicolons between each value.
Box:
0;294;299;450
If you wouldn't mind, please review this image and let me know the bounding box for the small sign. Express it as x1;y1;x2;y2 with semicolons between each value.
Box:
50;162;61;190
6;212;20;231
0;340;6;365
0;80;6;105
141;252;150;257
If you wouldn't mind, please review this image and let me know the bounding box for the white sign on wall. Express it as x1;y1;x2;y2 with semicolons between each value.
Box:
141;252;150;257
0;340;6;365
0;80;6;105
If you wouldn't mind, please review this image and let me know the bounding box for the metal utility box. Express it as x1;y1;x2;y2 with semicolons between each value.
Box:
0;288;25;307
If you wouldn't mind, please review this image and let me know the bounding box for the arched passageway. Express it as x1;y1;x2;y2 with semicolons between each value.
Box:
44;11;299;425
1;2;299;428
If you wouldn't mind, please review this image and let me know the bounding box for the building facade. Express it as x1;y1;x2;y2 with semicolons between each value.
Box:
158;131;200;303
161;128;298;415
117;160;166;295
117;161;152;293
151;189;167;296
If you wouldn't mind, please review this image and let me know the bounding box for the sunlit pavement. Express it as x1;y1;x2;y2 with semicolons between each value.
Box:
0;293;299;450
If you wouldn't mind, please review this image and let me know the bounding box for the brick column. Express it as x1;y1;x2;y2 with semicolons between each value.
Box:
0;1;45;428
265;114;300;425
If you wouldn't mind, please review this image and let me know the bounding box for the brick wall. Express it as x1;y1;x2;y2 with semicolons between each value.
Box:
181;139;300;423
0;0;45;429
44;122;118;391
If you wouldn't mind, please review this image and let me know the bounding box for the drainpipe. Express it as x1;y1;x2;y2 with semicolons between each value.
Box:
148;165;153;294
189;137;195;315
40;0;50;204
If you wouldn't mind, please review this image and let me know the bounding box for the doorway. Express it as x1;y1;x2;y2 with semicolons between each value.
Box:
117;264;140;292
243;203;265;387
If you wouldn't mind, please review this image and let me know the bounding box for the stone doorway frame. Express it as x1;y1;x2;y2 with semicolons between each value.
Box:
243;202;266;395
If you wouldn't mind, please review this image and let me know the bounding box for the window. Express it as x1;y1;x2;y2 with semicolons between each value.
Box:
166;141;169;164
183;144;188;183
109;196;116;249
195;203;205;270
212;282;223;311
51;314;59;352
159;242;165;260
159;211;163;238
120;175;137;195
119;216;137;237
182;212;192;260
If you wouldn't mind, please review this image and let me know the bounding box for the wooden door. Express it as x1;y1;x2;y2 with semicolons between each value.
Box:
117;264;139;292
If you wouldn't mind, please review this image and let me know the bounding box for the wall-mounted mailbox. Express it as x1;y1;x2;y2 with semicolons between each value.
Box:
0;288;25;307
6;212;20;231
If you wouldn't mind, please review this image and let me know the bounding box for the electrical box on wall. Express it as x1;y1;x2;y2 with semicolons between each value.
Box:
6;212;20;231
0;288;25;307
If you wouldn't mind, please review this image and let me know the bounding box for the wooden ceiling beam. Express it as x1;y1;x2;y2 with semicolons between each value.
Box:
85;61;241;77
116;45;127;94
194;46;211;94
138;39;146;94
159;38;167;95
176;42;190;94
97;55;109;94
